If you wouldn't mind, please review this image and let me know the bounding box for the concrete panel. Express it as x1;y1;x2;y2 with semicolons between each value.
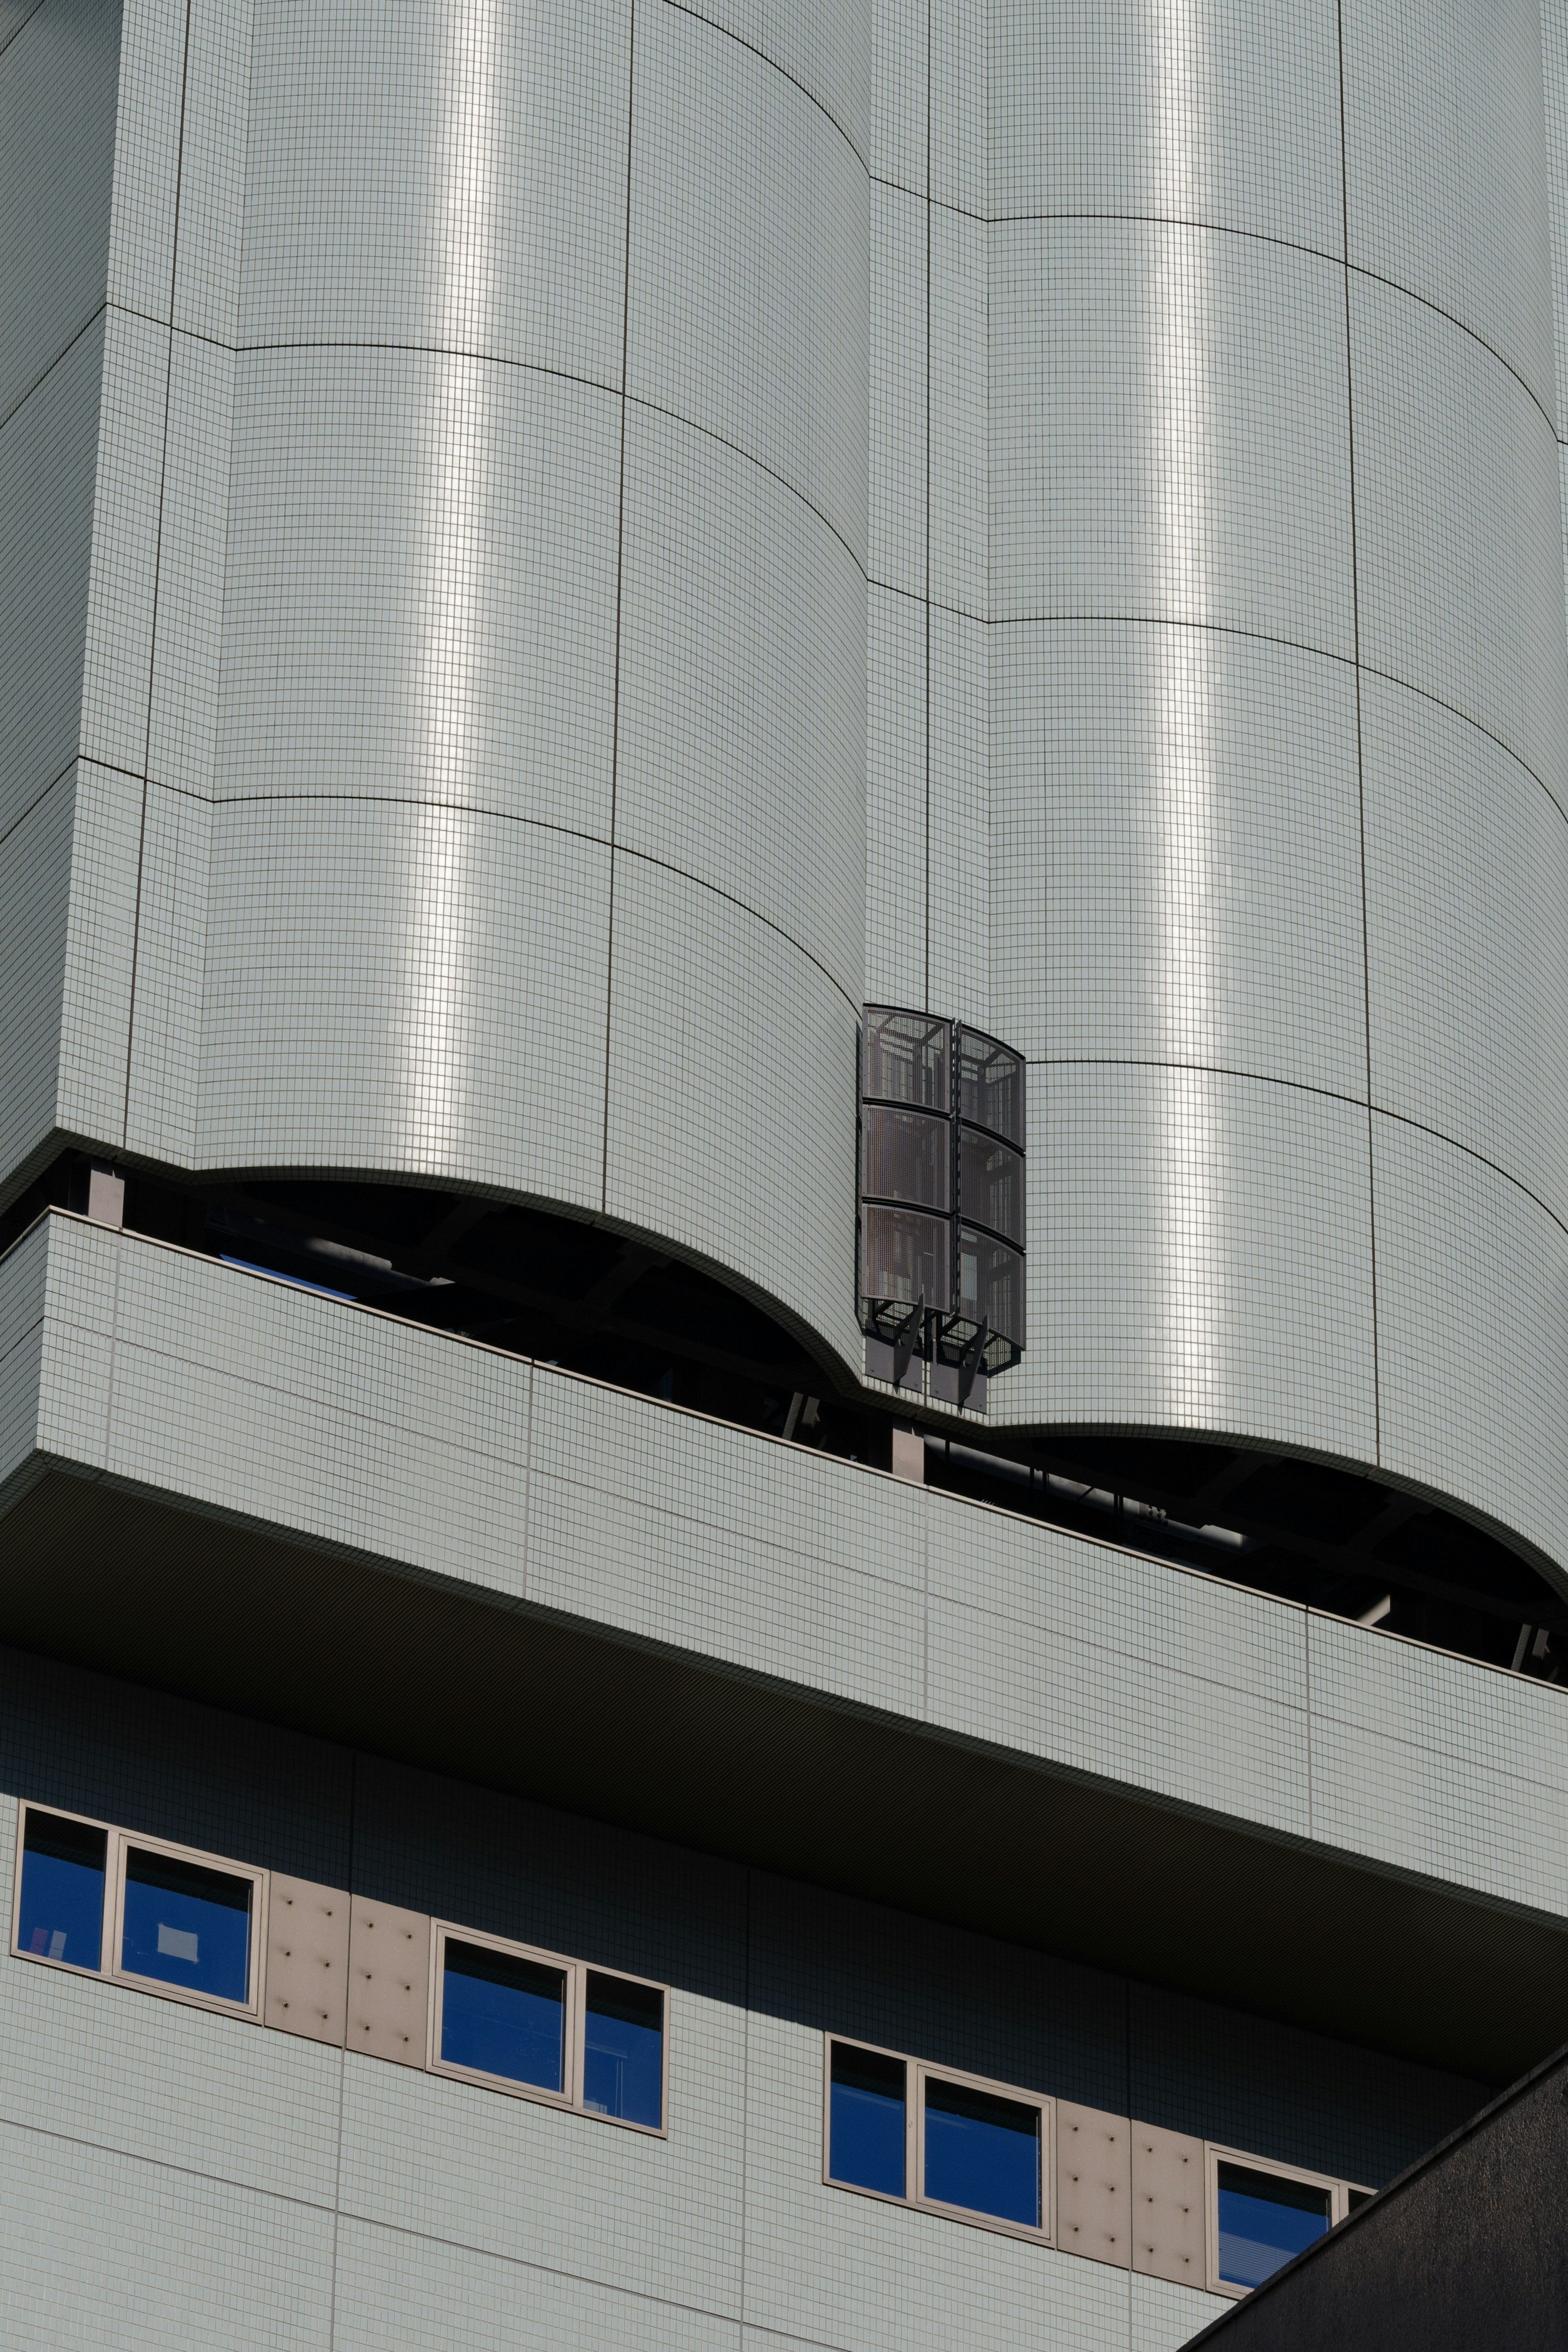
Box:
1131;2122;1206;2287
266;1873;350;2045
1057;2098;1134;2269
346;1898;430;2067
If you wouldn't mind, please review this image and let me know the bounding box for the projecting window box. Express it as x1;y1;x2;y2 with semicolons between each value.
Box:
428;1921;668;2136
824;2034;1054;2245
1205;2143;1363;2298
13;1804;266;2021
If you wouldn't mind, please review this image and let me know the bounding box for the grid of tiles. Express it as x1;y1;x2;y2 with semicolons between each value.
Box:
0;1645;1494;2352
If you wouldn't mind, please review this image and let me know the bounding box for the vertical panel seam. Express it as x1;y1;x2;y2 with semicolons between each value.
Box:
121;0;196;1150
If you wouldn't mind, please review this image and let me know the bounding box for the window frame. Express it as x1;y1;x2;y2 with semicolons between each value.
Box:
1204;2142;1349;2299
10;1801;115;1983
108;1828;268;2021
822;2034;1055;2246
427;1920;669;2138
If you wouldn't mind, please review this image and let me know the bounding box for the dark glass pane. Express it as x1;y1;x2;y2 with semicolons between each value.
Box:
441;1940;565;2091
863;1009;951;1112
121;1847;252;2003
956;1028;1025;1146
1216;2162;1332;2289
1347;2188;1374;2214
829;2043;906;2196
958;1127;1025;1244
584;1971;664;2127
862;1206;953;1313
18;1811;105;1971
957;1228;1025;1346
862;1106;951;1212
924;2076;1040;2228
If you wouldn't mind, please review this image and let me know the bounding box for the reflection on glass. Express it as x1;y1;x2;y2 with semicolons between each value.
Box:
863;1010;951;1112
441;1940;565;2091
863;1206;953;1312
958;1127;1025;1244
1216;2163;1332;2289
18;1811;106;1970
924;2076;1040;2227
862;1106;951;1212
584;1971;663;2127
829;2042;906;2196
121;1847;252;2002
956;1030;1025;1146
957;1229;1026;1347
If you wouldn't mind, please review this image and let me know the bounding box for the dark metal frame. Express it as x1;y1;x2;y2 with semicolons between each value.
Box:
858;1006;1026;1394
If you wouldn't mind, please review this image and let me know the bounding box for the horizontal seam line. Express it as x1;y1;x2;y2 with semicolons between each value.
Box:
197;797;859;1013
1030;1059;1568;1237
662;0;869;176
0;304;108;439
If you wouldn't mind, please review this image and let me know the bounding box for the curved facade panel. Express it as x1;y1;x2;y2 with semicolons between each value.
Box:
617;406;866;998
991;622;1366;1093
1373;1117;1568;1580
1362;674;1568;1228
216;349;621;833
197;799;610;1202
239;0;632;386
1350;276;1568;789
1006;1064;1377;1456
991;0;1344;254
629;1;869;560
990;219;1354;650
1344;0;1556;421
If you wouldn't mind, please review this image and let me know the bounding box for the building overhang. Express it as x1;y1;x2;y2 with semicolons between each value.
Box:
1;1451;1563;2088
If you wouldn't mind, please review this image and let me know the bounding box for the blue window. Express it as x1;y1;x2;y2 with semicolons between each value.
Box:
924;2075;1041;2229
584;1971;663;2128
18;1810;106;1971
1216;2162;1332;2289
829;2042;906;2197
441;1940;566;2092
120;1846;253;2004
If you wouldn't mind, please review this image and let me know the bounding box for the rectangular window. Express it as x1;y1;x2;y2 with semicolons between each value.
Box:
584;1970;664;2129
440;1937;568;2094
430;1926;667;2133
15;1808;107;1973
829;2040;907;2197
923;2073;1042;2230
825;2039;1052;2241
114;1838;263;2015
1208;2149;1342;2294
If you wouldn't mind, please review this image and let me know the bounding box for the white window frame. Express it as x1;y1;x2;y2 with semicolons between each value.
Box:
1204;2142;1350;2299
428;1921;669;2137
822;2033;1054;2245
10;1801;115;1981
108;1827;268;2021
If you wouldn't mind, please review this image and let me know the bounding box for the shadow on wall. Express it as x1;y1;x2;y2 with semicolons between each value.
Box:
0;1645;1488;2193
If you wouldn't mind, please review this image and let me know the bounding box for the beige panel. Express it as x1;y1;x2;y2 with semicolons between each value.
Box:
890;1429;925;1484
345;1899;430;2067
264;1873;350;2044
1131;2122;1205;2286
1056;2098;1132;2267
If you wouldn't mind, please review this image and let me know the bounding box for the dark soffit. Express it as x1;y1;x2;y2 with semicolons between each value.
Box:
1;1462;1564;2086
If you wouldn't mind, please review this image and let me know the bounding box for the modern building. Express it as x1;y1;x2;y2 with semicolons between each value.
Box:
2;1;1568;2345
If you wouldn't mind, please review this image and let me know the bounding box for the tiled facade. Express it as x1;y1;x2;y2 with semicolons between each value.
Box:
4;2;1568;2346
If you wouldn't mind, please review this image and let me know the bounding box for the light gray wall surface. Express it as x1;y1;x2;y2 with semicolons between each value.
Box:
0;1628;1491;2352
5;1213;1566;1927
4;0;1568;1594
